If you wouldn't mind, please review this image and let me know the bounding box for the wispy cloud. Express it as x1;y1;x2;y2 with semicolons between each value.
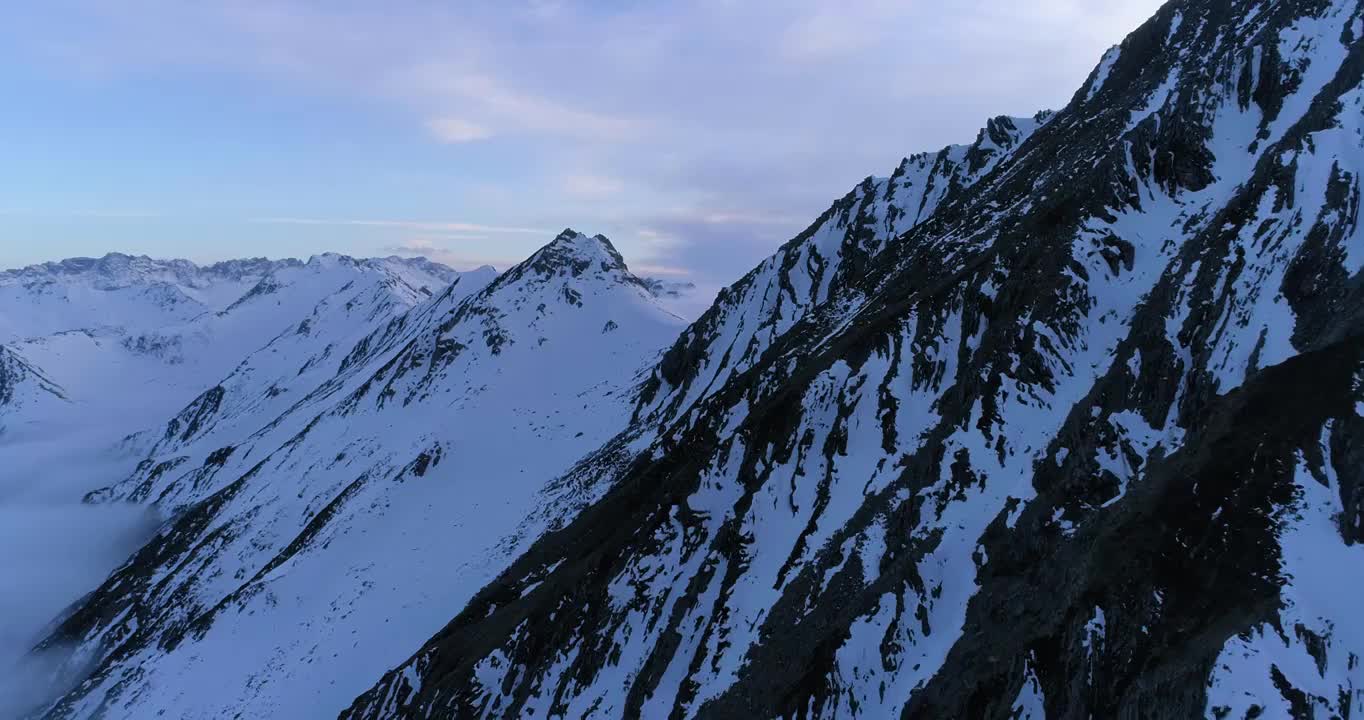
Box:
0;0;1166;280
561;173;625;199
251;217;549;235
630;263;693;278
380;238;523;271
664;209;807;227
424;117;492;144
403;64;643;143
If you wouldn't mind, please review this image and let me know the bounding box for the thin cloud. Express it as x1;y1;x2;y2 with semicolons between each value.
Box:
251;217;549;234
680;210;807;226
401;63;645;143
425;117;492;143
631;263;693;278
381;238;521;270
561;174;625;199
0;0;1166;280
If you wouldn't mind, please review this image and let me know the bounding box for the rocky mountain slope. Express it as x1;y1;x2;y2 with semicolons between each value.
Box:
337;0;1364;718
8;0;1364;717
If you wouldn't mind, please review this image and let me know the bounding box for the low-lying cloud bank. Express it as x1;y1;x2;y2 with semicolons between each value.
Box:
0;433;160;716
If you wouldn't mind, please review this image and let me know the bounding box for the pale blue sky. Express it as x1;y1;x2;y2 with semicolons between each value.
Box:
0;0;1165;284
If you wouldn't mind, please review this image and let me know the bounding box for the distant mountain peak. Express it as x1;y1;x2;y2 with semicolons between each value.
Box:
0;253;305;295
501;229;642;291
303;252;360;269
1;252;458;286
639;277;697;299
538;228;631;271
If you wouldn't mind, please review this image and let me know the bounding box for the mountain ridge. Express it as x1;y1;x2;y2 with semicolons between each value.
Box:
343;0;1364;717
6;0;1364;717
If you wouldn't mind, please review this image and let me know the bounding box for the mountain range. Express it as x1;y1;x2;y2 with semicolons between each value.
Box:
3;0;1363;717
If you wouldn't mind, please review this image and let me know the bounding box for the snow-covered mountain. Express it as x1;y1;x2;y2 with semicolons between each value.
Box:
338;1;1364;718
0;253;295;342
9;0;1364;718
0;253;473;439
22;232;687;719
0;250;488;717
0;251;467;350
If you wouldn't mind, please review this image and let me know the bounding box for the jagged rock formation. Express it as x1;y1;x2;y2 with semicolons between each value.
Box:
340;1;1364;718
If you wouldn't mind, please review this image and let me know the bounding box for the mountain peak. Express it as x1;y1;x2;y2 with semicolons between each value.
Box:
448;229;668;349
519;229;635;281
303;252;361;270
0;253;299;291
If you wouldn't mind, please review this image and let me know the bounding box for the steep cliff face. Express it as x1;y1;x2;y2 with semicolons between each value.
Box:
344;1;1364;718
28;233;687;720
641;111;1050;432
